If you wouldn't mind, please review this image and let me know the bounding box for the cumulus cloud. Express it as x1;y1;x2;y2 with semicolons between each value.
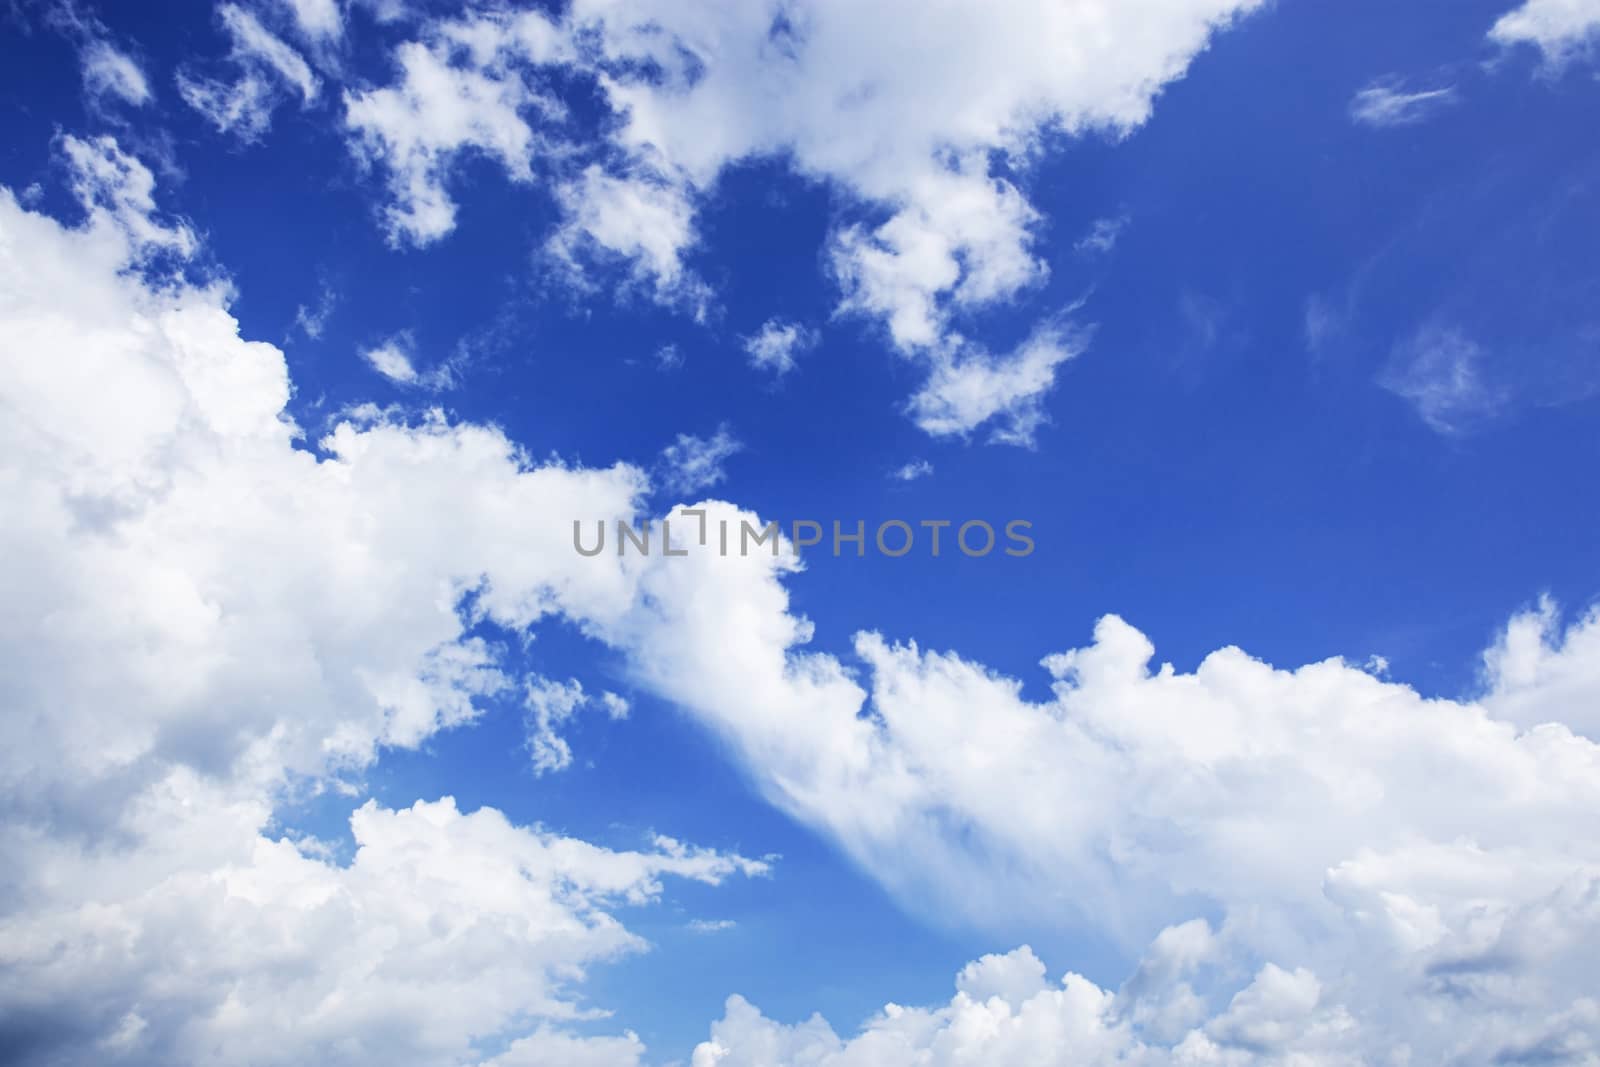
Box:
659;427;744;495
647;586;1600;1063
0;137;764;1064
1349;79;1458;127
340;0;1267;439
548;166;712;317
178;3;320;141
1490;0;1600;67
688;946;1360;1066
516;480;1600;1063
742;319;818;376
342;15;563;246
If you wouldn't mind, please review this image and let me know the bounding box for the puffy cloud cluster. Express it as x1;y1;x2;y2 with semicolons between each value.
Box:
1490;0;1600;67
339;0;1267;439
8;131;1600;1065
661;599;1600;1063
0;137;764;1064
527;485;1600;1061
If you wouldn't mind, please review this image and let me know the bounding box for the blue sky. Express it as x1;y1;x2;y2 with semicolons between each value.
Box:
3;1;1600;1064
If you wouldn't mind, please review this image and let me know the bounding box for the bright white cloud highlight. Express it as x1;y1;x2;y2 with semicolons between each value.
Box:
532;482;1600;1063
910;321;1090;444
279;0;343;41
549;166;711;316
1490;0;1600;66
344;29;555;246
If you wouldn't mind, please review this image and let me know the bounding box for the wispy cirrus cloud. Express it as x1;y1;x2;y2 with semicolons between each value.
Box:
1350;78;1458;127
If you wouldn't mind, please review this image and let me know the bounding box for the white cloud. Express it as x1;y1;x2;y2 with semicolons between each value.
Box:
600;691;631;719
890;459;933;482
1483;597;1600;740
659;427;743;495
909;321;1089;444
517;480;1600;1063
1349;80;1458;127
549;166;712;317
15;133;1600;1067
178;3;320;141
524;675;590;774
44;1;152;110
361;337;419;383
0;138;766;1064
742;319;818;376
342;0;1267;439
688;918;737;934
343;25;556;246
524;677;641;775
81;40;152;108
1490;0;1600;67
481;1027;646;1067
688;947;1359;1067
278;0;343;41
293;282;337;339
359;334;459;389
1074;214;1129;255
654;343;684;371
1379;322;1507;434
56;134;197;257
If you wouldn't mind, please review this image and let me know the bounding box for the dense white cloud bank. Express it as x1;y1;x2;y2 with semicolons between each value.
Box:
0;137;764;1065
571;501;1600;1062
340;0;1266;440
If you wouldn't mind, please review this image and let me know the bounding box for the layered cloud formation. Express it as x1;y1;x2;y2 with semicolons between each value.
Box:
7;0;1600;1062
8;133;1599;1065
